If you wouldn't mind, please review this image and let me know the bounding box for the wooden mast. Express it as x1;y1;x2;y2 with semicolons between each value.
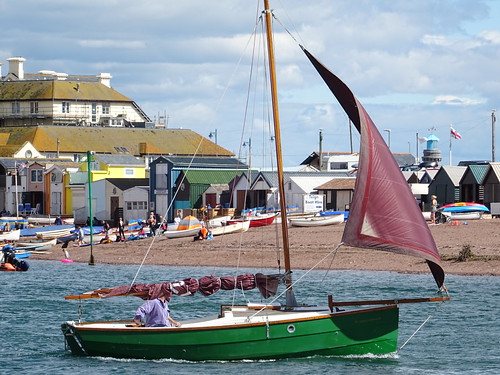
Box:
263;0;297;306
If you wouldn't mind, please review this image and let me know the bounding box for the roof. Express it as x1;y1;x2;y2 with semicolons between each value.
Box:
465;164;489;184
0;157;80;170
287;176;336;193
254;171;353;189
182;170;244;184
315;178;356;190
0;80;132;102
0;126;234;157
301;151;415;168
105;178;149;191
153;155;245;169
438;166;467;185
94;154;144;167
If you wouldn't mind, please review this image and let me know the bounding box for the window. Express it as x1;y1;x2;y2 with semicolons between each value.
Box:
11;102;20;114
102;103;110;114
127;201;147;210
125;169;134;176
30;169;43;182
62;102;70;113
330;162;348;170
30;102;39;114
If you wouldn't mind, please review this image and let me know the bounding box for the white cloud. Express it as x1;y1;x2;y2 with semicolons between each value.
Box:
432;95;482;106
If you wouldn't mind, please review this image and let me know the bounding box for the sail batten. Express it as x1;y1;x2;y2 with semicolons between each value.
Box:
302;48;445;288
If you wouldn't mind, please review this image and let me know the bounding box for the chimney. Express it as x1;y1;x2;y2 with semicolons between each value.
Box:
7;57;26;80
97;72;112;87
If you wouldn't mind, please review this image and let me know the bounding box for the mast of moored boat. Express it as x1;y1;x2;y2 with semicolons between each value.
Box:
263;0;297;307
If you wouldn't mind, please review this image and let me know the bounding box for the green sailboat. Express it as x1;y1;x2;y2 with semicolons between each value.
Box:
61;0;448;360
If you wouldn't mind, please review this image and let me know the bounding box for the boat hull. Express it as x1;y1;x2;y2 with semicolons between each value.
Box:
227;213;276;228
289;213;344;227
210;221;250;236
62;305;398;360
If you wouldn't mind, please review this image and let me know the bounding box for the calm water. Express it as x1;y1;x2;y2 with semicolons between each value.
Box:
0;260;498;374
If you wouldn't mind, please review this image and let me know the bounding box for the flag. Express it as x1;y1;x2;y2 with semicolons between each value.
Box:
450;126;462;140
418;136;429;143
17;162;27;172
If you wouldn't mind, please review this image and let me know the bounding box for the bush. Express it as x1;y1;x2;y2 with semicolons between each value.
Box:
457;244;473;262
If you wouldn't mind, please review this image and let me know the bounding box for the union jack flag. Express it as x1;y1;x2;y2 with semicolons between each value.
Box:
17;162;27;172
450;126;462;140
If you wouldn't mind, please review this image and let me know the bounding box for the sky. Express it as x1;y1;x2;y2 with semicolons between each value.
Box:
1;0;500;168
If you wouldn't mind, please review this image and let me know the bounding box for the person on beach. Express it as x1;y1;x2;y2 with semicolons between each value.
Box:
76;225;85;246
430;195;438;224
118;217;126;241
193;224;208;241
147;212;157;237
134;294;181;327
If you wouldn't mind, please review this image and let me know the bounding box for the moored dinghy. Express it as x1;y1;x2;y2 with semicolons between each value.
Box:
165;215;202;238
289;213;344;227
61;0;449;360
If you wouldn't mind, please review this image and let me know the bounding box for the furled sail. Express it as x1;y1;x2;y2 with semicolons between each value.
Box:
302;47;445;288
65;273;280;300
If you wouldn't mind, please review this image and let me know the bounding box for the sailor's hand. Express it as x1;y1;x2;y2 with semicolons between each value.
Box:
173;321;181;327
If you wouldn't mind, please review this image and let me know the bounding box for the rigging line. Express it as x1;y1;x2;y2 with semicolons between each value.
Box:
275;0;305;46
129;135;206;289
231;15;264;307
397;315;433;353
397;297;448;353
248;242;344;320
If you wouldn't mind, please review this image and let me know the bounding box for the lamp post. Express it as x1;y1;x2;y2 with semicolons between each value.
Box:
86;151;95;265
209;129;218;144
492;110;496;162
243;138;252;168
384;129;391;150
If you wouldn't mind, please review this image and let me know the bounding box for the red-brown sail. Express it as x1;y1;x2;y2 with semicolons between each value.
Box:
302;47;445;288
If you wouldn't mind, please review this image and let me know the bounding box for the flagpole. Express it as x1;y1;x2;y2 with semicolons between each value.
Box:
15;162;19;217
449;125;452;166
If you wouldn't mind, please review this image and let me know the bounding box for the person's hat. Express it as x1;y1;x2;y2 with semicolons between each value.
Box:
431;195;437;199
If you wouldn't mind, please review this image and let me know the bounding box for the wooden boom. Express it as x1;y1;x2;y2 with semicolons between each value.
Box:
328;295;450;311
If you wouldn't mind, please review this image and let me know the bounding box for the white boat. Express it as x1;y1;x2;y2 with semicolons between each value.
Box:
289;213;344;227
36;228;74;240
0;229;21;241
84;233;117;243
210;220;250;236
165;227;201;239
27;216;57;225
440;211;483;221
15;238;57;251
207;215;232;227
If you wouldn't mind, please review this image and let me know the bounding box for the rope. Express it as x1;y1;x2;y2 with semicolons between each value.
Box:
397;294;449;353
248;242;344;320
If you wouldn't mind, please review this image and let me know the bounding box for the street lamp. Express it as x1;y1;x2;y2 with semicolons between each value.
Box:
243;138;252;168
384;129;391;150
209;129;218;144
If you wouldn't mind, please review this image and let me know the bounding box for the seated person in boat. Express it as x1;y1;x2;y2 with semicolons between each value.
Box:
134;294;181;327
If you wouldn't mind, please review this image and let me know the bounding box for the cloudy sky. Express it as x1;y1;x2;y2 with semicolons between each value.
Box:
1;0;499;168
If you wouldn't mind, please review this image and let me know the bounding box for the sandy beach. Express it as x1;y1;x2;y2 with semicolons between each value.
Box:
29;218;500;277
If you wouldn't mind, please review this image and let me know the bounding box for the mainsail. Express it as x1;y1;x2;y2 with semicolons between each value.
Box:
65;273;280;300
302;48;445;288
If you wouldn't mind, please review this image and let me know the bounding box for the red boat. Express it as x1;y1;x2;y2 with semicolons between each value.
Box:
227;213;276;227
